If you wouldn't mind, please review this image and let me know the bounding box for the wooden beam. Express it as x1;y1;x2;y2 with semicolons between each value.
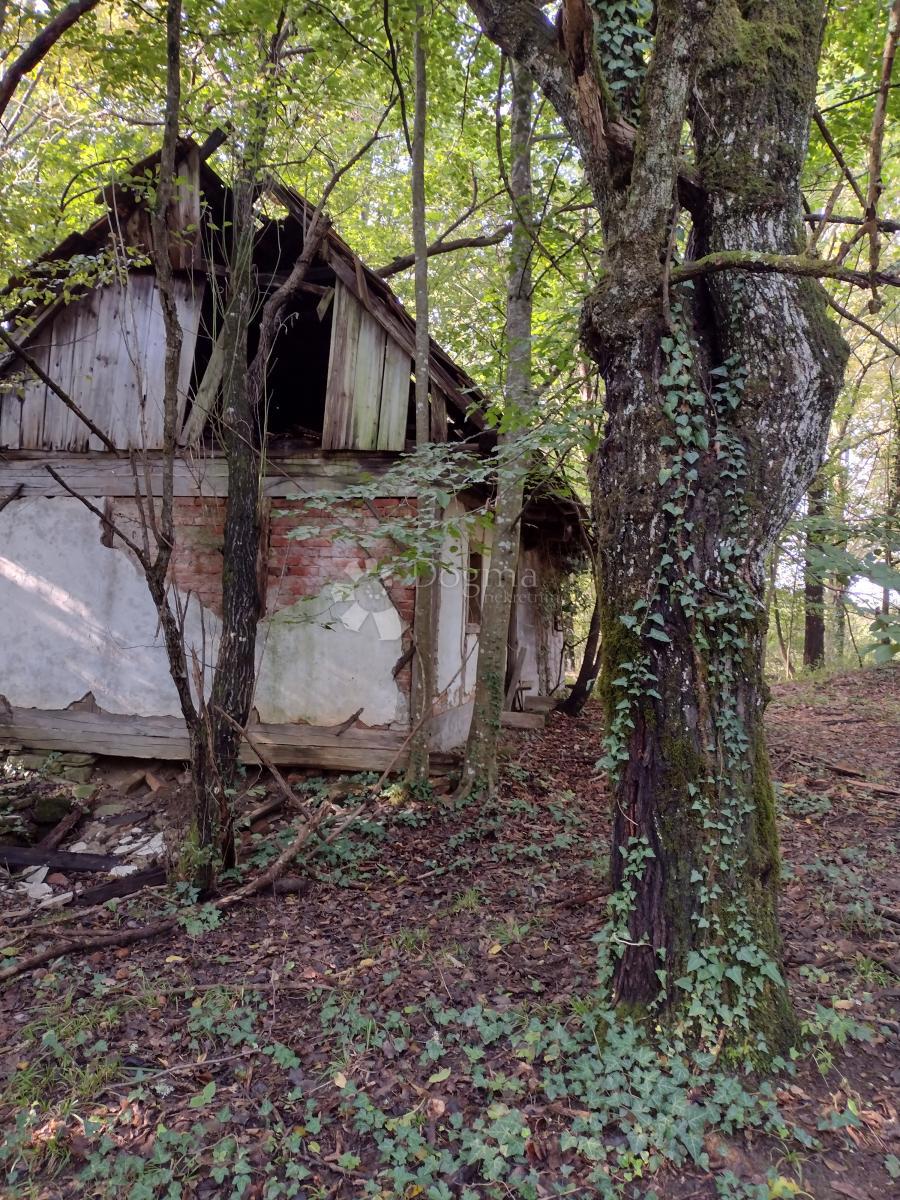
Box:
0;706;458;772
501;710;542;729
0;449;405;501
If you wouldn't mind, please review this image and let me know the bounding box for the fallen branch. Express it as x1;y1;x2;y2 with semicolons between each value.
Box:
37;799;91;853
0;794;362;985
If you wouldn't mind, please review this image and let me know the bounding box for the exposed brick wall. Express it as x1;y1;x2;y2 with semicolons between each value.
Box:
110;495;417;698
167;497;226;616
266;499;416;628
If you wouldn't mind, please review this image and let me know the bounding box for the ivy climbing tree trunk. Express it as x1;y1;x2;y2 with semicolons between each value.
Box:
458;62;534;794
469;0;849;1050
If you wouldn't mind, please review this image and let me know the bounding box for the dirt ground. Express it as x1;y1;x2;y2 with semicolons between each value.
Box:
0;665;898;1199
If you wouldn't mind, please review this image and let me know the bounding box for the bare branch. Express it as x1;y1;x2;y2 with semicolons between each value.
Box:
375;223;512;278
44;466;149;564
864;0;900;302
803;211;900;234
826;294;900;356
812;108;867;209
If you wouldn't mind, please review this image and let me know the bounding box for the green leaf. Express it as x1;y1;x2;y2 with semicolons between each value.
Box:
646;628;671;643
189;1081;217;1108
428;1066;451;1084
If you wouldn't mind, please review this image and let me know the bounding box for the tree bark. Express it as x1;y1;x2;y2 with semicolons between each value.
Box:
468;0;849;1050
458;62;534;793
803;473;827;670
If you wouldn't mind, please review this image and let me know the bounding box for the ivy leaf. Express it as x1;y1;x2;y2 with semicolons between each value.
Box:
646;628;671;643
189;1081;216;1108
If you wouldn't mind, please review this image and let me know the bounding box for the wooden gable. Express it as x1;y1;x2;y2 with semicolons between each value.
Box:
0;275;202;452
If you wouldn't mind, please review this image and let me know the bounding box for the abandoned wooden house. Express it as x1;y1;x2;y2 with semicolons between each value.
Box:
0;138;580;770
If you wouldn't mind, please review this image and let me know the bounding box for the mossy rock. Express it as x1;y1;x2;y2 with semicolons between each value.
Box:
32;792;73;825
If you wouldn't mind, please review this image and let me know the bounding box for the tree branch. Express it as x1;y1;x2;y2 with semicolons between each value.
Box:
375;224;513;278
670;251;900;290
826;294;900;356
0;0;101;124
803;211;900;234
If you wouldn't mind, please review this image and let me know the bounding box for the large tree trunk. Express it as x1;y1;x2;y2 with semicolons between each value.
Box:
586;3;847;1045
803;473;827;669
470;0;848;1049
458;62;534;793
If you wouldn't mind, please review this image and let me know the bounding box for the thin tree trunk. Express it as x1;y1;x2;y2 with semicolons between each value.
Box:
557;584;601;716
457;62;534;792
803;473;827;670
406;3;436;785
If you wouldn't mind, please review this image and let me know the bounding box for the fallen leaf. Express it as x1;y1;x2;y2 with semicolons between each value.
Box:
333;1071;347;1089
427;1066;451;1084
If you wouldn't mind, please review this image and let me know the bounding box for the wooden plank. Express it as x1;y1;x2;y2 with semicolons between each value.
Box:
329;254;479;430
44;303;80;450
70;290;103;451
137;274;169;448
430;386;448;443
377;337;411;451
0;450;403;499
500;710;545;731
0;706;438;772
18;331;51;448
351;308;387;450
0;380;23;449
322;281;362;449
0;844;121;872
504;646;527;710
179;321;226;445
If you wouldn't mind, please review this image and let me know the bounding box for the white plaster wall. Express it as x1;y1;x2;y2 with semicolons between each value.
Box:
434;500;489;712
255;592;406;727
0;497;217;715
515;549;565;697
0;497;407;727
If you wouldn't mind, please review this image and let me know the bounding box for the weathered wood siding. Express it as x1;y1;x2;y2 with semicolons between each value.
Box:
0;275;202;451
322;280;411;451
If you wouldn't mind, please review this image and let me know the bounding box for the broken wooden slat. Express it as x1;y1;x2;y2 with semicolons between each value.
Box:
179;321;226;445
322;280;362;449
0;844;121;872
378;338;411;451
74;865;166;905
351;307;387;451
18;333;51;448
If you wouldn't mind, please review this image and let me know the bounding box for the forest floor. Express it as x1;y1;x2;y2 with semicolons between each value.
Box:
1;665;899;1200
